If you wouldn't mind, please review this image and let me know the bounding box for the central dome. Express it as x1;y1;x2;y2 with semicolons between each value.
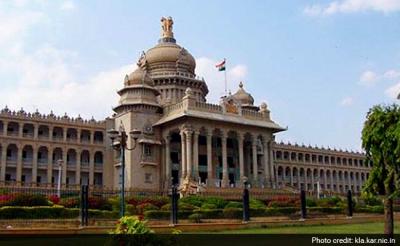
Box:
145;42;196;73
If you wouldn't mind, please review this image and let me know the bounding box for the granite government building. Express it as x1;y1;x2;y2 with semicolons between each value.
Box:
0;17;371;194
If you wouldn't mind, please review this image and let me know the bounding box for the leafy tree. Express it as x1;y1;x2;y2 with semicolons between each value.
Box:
361;104;400;236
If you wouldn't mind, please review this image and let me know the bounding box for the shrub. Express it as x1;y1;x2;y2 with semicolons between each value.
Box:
88;196;112;210
8;193;50;206
160;203;171;211
0;206;68;219
127;196;169;208
0;194;15;206
356;205;384;214
188;213;203;223
264;207;297;216
316;197;342;208
222;208;242;219
267;195;299;208
126;204;136;215
48;195;60;205
308;207;343;214
201;203;218;209
224;201;242;209
59;197;79;208
203;197;228;209
306;198;317;207
194;209;223;219
250;208;265;217
250;199;266;209
178;202;197;211
112;216;153;234
144;210;192;220
361;195;383;206
178;196;205;207
136;203;159;214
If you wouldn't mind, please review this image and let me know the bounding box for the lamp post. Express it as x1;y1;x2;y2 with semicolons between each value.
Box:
108;124;141;217
57;159;63;198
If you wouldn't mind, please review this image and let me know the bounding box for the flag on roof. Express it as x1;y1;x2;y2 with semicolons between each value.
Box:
215;59;226;71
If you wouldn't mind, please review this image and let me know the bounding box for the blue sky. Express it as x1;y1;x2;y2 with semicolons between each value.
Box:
0;0;400;151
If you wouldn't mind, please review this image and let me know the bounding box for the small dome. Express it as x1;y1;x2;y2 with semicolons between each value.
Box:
232;81;254;106
125;67;153;86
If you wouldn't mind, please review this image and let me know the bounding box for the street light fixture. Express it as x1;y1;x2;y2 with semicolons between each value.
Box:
107;123;141;217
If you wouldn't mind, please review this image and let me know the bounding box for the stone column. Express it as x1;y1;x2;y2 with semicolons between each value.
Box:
206;131;213;186
311;171;315;191
330;170;334;191
89;150;94;186
47;149;53;186
0;145;7;182
252;141;258;184
49;126;54;141
75;150;81;186
32;146;38;185
304;171;308;191
193;131;199;180
2;121;7;136
77;129;81;143
238;133;244;184
185;130;193;179
290;167;294;186
34;124;39;140
324;170;327;191
63;128;67;142
221;131;229;187
262;139;271;187
164;135;171;185
180;130;186;179
269;141;275;187
16;146;22;184
90;131;94;145
62;148;67;185
19;125;23;138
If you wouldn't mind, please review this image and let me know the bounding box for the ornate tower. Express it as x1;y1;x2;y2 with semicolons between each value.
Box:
112;63;162;189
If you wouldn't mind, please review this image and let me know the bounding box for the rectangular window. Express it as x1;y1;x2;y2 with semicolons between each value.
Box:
143;144;152;157
145;173;153;183
5;174;11;181
37;176;41;183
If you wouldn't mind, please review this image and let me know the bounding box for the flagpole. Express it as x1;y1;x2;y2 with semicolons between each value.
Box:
224;58;227;96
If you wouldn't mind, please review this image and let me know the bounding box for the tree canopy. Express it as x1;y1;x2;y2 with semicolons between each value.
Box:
362;104;400;198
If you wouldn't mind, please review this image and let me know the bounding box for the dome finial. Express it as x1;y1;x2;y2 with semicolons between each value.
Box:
239;81;243;88
160;16;174;41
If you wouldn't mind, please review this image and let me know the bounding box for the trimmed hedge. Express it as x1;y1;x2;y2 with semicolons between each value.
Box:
144;210;193;220
0;206;118;219
308;207;343;214
264;207;297;216
222;208;242;219
355;205;384;214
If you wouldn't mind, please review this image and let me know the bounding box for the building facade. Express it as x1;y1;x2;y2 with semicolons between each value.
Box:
0;17;370;193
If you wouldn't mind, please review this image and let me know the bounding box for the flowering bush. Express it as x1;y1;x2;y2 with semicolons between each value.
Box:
7;193;50;206
0;194;15;206
59;197;79;208
136;203;159;214
88;196;112;210
48;195;60;205
266;195;300;208
127;196;169;208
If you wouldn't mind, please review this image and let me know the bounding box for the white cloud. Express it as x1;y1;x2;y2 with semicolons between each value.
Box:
385;81;400;99
60;1;75;11
304;0;400;16
0;41;135;119
0;9;43;46
195;57;248;103
340;96;354;106
359;70;378;87
383;69;400;79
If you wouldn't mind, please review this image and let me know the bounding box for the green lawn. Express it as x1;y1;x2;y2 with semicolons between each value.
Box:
211;222;399;234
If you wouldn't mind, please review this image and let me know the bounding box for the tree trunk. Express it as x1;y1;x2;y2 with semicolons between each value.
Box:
383;197;394;236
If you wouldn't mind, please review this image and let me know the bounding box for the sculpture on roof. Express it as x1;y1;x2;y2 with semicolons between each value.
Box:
161;16;174;38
